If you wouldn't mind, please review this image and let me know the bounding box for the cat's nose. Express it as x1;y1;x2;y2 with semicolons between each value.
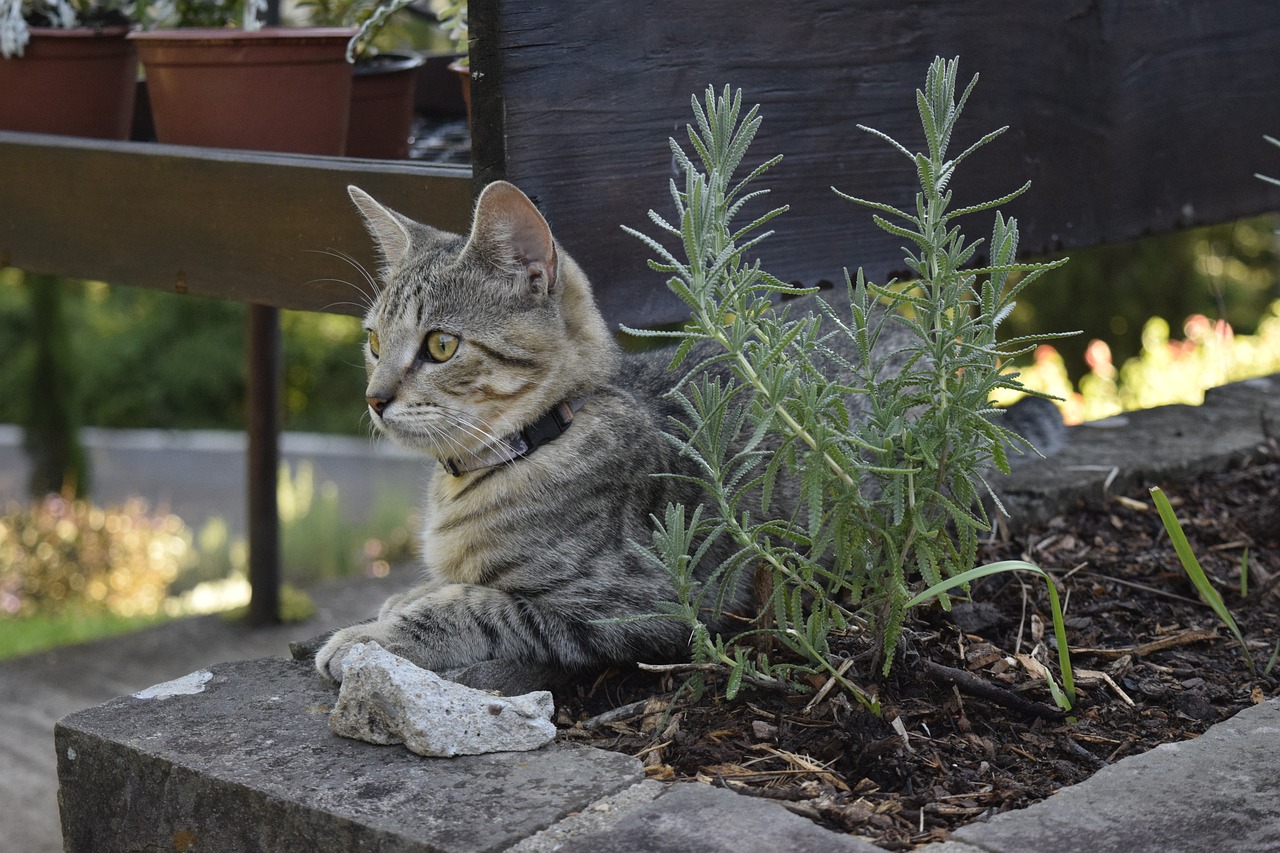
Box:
366;395;393;416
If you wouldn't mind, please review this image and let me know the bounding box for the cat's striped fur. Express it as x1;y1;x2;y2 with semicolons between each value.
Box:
313;181;1062;685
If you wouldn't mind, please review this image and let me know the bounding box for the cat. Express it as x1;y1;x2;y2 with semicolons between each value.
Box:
312;180;1063;689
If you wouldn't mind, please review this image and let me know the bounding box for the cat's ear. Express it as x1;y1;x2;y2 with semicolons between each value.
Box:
348;186;413;272
464;181;559;298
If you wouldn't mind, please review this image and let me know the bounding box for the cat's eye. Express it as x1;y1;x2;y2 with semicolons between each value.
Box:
367;330;380;359
424;330;459;363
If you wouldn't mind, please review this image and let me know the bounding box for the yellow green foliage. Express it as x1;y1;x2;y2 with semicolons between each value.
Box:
1001;299;1280;423
0;497;195;619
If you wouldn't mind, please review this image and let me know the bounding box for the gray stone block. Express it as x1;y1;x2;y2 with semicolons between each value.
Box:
947;698;1280;853
995;373;1279;528
554;782;885;853
55;657;642;853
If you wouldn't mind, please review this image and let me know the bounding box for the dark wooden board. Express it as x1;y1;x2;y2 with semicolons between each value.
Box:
0;132;473;315
475;0;1280;328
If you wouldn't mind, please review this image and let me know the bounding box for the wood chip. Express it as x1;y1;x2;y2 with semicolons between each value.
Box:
890;715;913;752
964;642;1005;670
752;720;778;741
1074;669;1135;706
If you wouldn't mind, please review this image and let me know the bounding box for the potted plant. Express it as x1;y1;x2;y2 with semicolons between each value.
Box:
305;0;424;160
0;0;139;139
128;0;436;157
128;0;357;155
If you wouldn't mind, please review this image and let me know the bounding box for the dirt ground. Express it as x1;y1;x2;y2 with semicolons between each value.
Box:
552;449;1280;849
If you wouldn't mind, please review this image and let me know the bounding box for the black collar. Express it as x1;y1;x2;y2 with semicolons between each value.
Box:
443;398;587;476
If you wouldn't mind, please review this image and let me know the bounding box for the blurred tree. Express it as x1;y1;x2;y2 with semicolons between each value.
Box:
22;274;90;497
77;287;248;430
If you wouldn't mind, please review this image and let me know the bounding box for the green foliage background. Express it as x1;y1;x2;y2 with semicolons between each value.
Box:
0;269;368;436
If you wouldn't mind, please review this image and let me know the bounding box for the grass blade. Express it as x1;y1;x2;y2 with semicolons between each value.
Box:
906;559;1075;710
1149;486;1256;675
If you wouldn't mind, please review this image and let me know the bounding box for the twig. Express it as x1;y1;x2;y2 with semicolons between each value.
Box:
577;699;653;731
1071;627;1219;660
923;660;1066;721
803;657;856;713
1063;736;1106;768
713;776;815;801
1075;570;1202;606
1073;669;1135;706
636;661;802;693
1105;735;1139;764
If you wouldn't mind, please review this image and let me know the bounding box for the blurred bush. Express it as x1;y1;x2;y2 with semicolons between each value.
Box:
0;462;418;628
1002;214;1279;382
0;496;195;619
278;461;417;586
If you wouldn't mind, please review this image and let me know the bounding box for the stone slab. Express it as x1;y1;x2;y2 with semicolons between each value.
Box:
995;373;1278;527
943;697;1280;853
553;781;884;853
55;657;643;853
509;781;668;853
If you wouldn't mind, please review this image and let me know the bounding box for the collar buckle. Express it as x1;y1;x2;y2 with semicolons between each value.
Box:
520;401;575;454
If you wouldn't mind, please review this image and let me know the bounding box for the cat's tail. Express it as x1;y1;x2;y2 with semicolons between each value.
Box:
999;395;1067;465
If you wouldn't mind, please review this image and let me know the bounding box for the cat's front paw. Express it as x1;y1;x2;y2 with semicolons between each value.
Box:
314;621;395;682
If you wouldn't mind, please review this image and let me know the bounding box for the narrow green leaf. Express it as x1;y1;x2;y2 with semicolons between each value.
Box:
1150;486;1256;674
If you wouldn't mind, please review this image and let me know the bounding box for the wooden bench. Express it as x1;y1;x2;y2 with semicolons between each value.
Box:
3;0;1279;620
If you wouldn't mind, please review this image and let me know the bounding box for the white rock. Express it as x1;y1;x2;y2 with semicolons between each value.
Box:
132;670;213;700
328;642;556;757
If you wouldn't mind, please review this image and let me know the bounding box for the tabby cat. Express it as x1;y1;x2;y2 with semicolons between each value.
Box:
313;181;1061;687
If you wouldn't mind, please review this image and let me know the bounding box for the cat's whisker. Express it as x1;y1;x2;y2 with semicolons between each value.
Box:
426;418;482;463
323;246;380;291
303;260;378;314
434;410;507;456
319;300;375;315
307;247;380;296
303;276;376;313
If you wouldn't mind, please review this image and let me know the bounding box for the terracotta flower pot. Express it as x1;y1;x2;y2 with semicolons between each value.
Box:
0;26;138;139
129;28;355;156
346;51;425;160
449;58;471;128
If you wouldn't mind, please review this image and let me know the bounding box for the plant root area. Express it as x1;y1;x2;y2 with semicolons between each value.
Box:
552;453;1280;850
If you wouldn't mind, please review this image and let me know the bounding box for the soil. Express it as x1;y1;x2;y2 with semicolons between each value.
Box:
552;449;1280;850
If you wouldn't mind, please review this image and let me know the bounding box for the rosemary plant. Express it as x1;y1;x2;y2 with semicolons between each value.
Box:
626;58;1075;708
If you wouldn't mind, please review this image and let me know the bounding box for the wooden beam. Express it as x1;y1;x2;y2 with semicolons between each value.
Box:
0;132;474;315
479;0;1280;328
246;304;282;626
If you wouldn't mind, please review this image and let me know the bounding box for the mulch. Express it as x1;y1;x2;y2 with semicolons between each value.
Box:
552;448;1280;849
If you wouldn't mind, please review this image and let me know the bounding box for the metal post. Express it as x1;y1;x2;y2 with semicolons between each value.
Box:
246;303;282;626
